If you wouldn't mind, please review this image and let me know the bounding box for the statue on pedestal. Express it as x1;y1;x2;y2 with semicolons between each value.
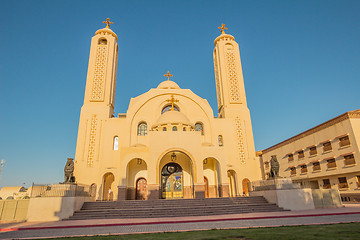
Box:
64;158;75;183
269;155;280;179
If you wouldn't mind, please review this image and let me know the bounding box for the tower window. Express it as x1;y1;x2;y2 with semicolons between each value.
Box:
161;105;180;114
172;126;177;131
137;122;147;136
163;127;167;131
98;38;107;45
218;135;223;146
195;122;204;135
113;136;119;150
183;127;186;131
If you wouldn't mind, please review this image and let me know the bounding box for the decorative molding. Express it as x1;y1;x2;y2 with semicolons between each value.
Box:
226;50;241;103
90;45;107;101
87;115;97;167
214;56;223;109
262;110;360;154
235;116;246;164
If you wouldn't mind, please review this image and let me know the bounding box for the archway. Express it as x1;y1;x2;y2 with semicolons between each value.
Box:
203;157;221;198
204;177;209;198
102;173;114;201
242;178;250;195
126;158;147;200
159;151;194;199
227;170;238;197
136;177;147;200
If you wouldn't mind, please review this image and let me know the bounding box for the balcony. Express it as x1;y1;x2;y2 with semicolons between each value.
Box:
338;183;349;189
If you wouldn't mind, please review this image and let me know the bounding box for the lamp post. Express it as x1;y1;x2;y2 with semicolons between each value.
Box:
0;159;5;184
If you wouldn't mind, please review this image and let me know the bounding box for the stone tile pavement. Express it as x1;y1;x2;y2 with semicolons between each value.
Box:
0;205;359;239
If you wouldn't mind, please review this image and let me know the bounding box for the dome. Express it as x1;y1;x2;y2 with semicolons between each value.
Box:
152;110;193;128
157;80;180;89
95;28;118;41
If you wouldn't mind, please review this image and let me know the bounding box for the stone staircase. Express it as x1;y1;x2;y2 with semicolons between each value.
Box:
66;196;288;220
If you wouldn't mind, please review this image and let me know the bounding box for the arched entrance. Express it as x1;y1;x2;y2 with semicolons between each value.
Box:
161;163;183;199
242;178;250;195
159;151;194;199
203;157;221;198
126;158;147;200
102;173;114;201
204;176;209;198
136;178;147;200
227;170;238;197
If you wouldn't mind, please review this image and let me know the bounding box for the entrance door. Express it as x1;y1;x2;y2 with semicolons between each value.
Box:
103;173;114;201
242;178;250;195
161;163;183;199
136;178;147;200
204;177;209;198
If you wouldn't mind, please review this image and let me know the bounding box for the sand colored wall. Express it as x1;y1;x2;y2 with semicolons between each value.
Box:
26;196;92;222
0;199;29;221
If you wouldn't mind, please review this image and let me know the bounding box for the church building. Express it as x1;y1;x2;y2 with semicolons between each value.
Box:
73;20;261;201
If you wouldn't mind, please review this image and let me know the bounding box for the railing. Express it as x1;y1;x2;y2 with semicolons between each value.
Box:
339;139;350;147
338;183;349;189
30;183;94;198
323;144;332;152
313;165;321;171
327;161;337;169
323;184;331;189
301;167;308;174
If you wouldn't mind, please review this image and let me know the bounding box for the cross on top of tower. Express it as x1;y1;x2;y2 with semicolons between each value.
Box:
166;94;179;111
103;18;114;28
218;24;228;34
164;71;173;81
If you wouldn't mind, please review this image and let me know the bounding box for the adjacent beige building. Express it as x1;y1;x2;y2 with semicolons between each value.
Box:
259;110;360;203
73;23;261;201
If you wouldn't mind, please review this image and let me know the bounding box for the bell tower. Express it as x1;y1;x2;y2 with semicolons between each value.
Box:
74;18;118;173
213;24;247;118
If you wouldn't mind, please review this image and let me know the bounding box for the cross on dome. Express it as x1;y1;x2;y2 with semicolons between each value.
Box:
164;71;173;81
166;94;179;111
218;24;228;34
103;18;114;28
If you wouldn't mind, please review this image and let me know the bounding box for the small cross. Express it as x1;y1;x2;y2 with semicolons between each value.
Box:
103;18;114;28
166;94;179;111
218;24;228;34
164;71;173;81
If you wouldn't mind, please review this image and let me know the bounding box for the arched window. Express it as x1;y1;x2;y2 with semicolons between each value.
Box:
195;122;204;135
98;38;107;45
113;136;119;150
137;122;147;136
172;126;177;131
183;127;186;131
218;135;223;146
161;105;180;114
163;127;167;131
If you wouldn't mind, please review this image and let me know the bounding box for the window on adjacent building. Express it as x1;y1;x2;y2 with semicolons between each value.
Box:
327;158;336;169
344;154;355;166
323;141;332;152
323;179;331;189
195;122;204;135
309;146;317;156
218;135;223;146
137;122;147;136
290;167;296;175
312;161;321;171
356;176;360;188
298;150;304;159
338;177;349;189
339;135;350;147
113;136;119;150
300;165;308;174
172;126;177;131
288;154;294;162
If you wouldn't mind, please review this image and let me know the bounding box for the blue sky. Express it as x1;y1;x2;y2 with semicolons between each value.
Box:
0;0;359;188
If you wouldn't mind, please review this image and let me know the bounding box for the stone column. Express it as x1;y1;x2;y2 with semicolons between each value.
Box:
147;184;160;200
117;185;127;200
220;183;230;197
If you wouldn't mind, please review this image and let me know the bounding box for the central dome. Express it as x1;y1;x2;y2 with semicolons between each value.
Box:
152;110;193;129
157;80;180;89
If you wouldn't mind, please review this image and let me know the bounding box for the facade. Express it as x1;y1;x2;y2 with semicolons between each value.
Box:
73;22;261;201
259;110;360;202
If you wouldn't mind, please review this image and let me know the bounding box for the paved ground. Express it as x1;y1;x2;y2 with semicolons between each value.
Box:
1;205;360;239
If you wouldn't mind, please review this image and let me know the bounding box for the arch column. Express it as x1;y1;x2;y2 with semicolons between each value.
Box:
147;156;160;199
219;166;230;197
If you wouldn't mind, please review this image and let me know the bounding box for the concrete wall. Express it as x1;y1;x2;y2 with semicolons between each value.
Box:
0;199;30;221
27;196;92;222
